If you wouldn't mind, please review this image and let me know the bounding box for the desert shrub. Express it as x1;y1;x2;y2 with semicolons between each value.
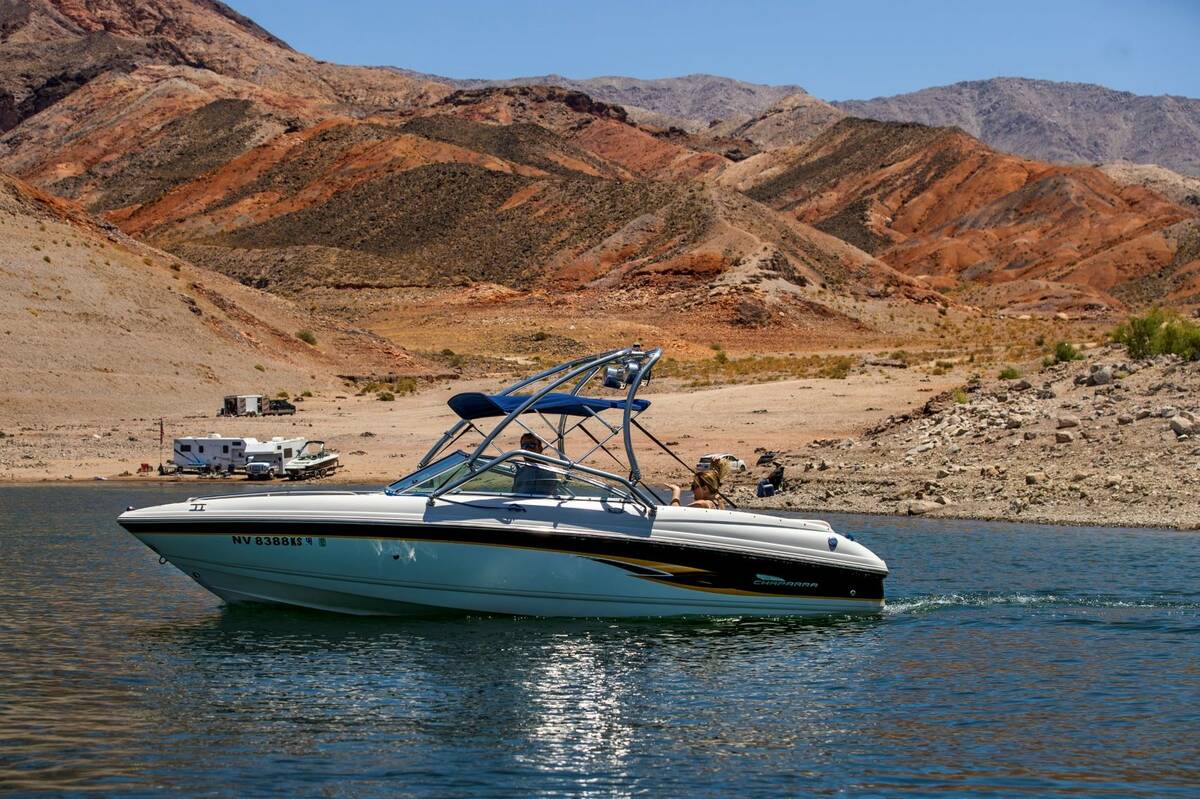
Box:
952;388;969;404
42;255;50;263
1154;317;1200;360
1034;334;1045;346
301;390;313;398
295;330;317;346
532;330;549;342
276;390;289;398
998;366;1021;380
1113;308;1200;360
819;357;853;379
253;364;265;372
393;377;418;395
1053;341;1082;363
713;349;728;365
376;391;395;402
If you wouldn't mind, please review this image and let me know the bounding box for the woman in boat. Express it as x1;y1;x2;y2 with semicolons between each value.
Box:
669;467;724;509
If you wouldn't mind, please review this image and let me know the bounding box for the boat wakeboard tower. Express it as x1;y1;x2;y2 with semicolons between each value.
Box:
118;345;889;617
408;344;733;513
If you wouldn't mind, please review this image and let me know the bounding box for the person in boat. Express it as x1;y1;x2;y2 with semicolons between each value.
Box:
668;467;723;509
512;432;561;496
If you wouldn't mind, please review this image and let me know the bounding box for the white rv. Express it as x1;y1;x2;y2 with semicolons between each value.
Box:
172;435;306;474
243;437;308;479
172;434;250;473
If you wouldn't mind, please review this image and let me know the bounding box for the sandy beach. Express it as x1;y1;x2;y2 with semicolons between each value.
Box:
0;367;959;488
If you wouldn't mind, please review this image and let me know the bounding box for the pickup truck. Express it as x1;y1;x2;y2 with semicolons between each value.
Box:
262;399;296;416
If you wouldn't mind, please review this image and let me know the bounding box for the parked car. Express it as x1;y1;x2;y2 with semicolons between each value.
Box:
263;398;296;416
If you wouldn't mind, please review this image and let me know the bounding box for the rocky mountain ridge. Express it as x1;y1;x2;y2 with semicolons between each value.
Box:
0;0;1196;321
391;70;809;130
719;118;1199;313
835;78;1200;177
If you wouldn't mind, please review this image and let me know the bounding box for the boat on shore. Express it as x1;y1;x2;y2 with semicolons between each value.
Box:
283;440;339;480
118;346;888;617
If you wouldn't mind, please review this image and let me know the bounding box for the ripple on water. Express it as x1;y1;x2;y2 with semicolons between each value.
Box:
1;485;1198;798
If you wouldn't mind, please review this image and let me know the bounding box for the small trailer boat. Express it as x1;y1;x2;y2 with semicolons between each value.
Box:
283;441;339;480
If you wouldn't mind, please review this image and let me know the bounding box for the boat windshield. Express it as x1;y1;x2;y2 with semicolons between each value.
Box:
385;450;469;495
388;451;635;502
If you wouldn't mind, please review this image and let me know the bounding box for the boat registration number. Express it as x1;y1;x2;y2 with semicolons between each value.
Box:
230;535;325;547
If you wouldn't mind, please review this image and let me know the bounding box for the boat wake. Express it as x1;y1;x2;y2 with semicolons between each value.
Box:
885;591;1200;615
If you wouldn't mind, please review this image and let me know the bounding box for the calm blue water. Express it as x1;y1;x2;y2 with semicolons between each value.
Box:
1;484;1198;798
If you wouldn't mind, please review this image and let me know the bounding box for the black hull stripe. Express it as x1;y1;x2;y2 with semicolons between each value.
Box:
120;519;886;601
170;554;877;608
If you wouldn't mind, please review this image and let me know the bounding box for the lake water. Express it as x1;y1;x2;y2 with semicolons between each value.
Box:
1;484;1197;798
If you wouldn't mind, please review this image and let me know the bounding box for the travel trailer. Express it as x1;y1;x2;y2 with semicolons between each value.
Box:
172;434;250;473
172;435;306;474
220;395;264;417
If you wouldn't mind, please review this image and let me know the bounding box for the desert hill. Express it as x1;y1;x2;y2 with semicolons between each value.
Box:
0;169;435;422
1;0;1196;322
706;92;846;148
101;103;927;318
0;0;449;133
403;72;1200;183
394;70;809;131
835;78;1200;177
1098;161;1200;208
719;118;1199;312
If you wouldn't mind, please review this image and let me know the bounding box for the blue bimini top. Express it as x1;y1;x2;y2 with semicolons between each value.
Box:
447;392;651;420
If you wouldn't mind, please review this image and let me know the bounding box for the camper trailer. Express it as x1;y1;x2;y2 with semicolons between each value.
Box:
243;437;307;479
220;394;264;417
172;434;250;473
172;435;306;475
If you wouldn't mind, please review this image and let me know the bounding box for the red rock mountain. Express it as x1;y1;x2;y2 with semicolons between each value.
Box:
1;0;1196;319
719;118;1199;312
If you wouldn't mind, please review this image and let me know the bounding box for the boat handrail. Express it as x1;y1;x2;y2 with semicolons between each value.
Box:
622;347;660;483
187;490;369;502
426;448;658;515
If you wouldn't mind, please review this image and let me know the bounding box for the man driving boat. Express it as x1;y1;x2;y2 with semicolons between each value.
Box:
513;432;561;495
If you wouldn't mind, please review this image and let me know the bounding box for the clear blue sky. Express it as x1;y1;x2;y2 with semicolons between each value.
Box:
226;0;1199;100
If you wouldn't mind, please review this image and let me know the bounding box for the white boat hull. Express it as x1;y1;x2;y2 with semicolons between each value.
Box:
120;492;887;617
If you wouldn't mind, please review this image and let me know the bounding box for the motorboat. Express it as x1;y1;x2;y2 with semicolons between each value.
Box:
283;440;339;480
118;346;888;617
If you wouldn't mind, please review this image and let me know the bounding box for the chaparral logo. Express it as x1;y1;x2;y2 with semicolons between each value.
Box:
754;573;818;589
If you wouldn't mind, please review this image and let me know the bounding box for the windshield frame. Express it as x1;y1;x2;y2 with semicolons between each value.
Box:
426;449;658;512
384;450;470;496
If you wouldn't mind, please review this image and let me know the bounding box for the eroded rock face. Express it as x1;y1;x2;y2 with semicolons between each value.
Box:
722;116;1196;313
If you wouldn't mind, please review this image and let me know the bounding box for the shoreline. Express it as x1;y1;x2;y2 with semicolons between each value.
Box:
5;349;1196;532
3;474;1194;531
